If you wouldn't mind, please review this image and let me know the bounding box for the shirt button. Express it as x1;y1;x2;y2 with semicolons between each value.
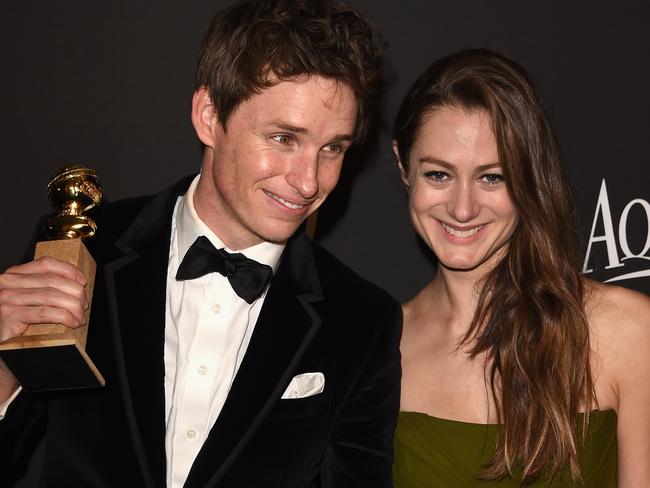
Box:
187;429;197;439
212;304;221;314
198;365;208;376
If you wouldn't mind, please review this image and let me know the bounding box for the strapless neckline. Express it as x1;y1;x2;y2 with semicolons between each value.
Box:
399;408;616;427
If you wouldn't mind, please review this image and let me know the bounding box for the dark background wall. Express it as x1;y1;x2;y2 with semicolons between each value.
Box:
1;0;648;302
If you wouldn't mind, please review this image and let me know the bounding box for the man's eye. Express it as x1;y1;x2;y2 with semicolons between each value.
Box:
322;143;344;154
424;171;448;182
481;173;505;185
271;134;292;144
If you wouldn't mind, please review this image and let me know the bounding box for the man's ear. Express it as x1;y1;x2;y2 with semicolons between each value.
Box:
392;141;409;188
191;86;220;147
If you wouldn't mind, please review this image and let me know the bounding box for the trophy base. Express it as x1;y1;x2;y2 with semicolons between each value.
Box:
0;336;105;392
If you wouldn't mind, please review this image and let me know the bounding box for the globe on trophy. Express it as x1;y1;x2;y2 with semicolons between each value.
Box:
0;165;105;391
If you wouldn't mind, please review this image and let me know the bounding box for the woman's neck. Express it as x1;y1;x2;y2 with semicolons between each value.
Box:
427;266;485;337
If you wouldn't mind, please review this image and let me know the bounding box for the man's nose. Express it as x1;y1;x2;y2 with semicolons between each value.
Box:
287;154;319;199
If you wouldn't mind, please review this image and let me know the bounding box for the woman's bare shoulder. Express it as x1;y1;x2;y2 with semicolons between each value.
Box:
586;280;650;395
586;279;650;334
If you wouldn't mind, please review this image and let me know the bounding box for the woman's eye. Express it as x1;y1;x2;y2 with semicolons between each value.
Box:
424;171;449;182
481;173;505;185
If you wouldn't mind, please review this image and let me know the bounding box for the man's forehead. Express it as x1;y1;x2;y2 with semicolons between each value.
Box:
248;75;357;117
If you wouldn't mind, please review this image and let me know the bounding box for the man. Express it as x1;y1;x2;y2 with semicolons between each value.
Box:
0;0;401;487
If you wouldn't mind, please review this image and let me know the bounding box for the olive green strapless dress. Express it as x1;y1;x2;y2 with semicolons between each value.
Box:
393;410;617;487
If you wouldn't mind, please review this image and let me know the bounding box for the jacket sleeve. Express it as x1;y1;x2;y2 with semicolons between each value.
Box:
319;299;402;488
0;390;47;486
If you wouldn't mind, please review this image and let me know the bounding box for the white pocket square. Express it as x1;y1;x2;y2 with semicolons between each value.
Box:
281;372;325;399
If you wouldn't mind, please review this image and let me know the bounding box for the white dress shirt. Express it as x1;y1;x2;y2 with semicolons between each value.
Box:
164;175;284;488
0;384;20;419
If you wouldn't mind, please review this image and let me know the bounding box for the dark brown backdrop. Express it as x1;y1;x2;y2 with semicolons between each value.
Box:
2;1;648;301
2;1;649;299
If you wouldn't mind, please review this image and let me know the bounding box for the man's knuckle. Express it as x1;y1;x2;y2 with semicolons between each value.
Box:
72;302;84;317
73;284;85;299
57;308;73;323
38;256;60;271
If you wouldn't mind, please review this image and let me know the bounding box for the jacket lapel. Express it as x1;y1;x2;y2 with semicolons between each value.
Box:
103;176;195;487
185;232;324;488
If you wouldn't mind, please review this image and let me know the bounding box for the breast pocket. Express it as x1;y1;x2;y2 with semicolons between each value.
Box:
267;391;332;420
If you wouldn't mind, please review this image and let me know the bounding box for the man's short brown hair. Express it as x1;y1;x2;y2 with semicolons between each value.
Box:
195;0;384;142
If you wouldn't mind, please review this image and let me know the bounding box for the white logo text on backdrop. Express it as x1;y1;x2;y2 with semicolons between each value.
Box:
583;179;650;283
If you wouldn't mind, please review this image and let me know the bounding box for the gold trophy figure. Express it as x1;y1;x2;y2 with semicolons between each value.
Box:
0;165;105;391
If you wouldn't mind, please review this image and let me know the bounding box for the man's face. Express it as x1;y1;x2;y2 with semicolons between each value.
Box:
192;76;357;250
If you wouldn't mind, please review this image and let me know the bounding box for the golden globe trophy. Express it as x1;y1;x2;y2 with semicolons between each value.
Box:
0;165;105;391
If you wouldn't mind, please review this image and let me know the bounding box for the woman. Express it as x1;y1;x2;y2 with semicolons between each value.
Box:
392;49;650;486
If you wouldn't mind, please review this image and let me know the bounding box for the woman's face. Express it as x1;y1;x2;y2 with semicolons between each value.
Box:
397;106;519;274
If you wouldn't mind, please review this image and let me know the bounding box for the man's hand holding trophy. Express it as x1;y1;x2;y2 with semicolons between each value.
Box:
0;165;105;391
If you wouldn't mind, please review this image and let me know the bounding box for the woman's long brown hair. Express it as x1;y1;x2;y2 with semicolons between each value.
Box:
393;49;594;482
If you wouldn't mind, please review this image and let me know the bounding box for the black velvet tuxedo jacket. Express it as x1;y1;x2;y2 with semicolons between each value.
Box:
1;176;402;488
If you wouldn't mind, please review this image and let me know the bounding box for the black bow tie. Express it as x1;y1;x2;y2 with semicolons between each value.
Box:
176;236;273;304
